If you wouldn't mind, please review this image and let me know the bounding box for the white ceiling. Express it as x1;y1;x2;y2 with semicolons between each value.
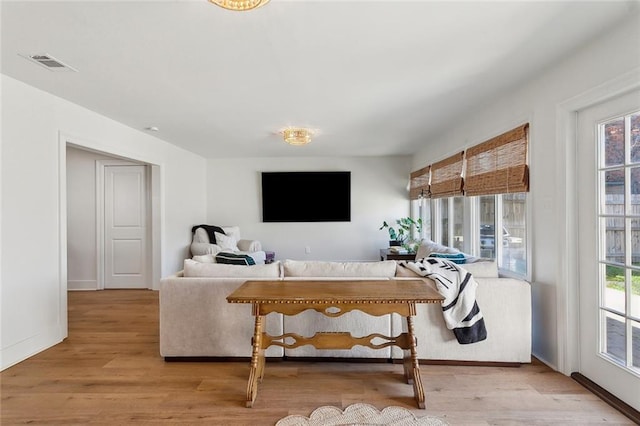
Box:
2;1;637;158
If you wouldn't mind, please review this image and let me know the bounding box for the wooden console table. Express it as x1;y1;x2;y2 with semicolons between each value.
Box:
227;279;443;409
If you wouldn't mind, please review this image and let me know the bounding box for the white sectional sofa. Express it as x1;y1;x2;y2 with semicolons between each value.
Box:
159;259;531;364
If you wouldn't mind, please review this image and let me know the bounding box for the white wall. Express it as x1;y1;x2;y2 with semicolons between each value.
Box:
0;75;207;370
207;156;412;261
411;14;640;370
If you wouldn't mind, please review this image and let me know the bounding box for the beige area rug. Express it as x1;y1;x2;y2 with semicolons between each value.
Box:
275;403;448;426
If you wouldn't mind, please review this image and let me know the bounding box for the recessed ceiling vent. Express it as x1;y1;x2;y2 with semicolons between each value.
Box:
21;54;78;72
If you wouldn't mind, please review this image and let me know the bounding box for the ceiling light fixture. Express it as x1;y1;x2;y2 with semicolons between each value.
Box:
208;0;270;11
282;128;314;146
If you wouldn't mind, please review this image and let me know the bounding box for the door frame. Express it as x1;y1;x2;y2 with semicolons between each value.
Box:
96;160;152;290
556;67;640;375
59;133;162;298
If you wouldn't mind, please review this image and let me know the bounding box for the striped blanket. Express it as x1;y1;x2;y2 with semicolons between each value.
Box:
399;258;487;344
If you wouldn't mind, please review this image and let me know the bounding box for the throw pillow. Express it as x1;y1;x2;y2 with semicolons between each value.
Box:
215;252;256;266
428;252;466;264
191;224;225;244
415;238;461;260
214;232;238;251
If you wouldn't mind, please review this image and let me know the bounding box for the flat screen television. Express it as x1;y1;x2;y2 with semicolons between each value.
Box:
261;171;351;222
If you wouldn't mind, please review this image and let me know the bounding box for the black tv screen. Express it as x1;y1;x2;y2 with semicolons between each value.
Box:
261;172;351;222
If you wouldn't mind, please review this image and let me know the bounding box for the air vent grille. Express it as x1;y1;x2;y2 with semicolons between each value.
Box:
21;53;78;72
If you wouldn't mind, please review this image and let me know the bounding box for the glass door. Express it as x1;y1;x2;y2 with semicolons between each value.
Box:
598;111;640;374
577;90;640;411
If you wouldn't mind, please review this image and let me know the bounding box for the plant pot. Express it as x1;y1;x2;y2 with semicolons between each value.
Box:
389;240;401;247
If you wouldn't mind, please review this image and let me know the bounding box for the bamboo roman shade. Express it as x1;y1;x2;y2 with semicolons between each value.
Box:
464;123;529;196
409;166;430;200
429;151;464;198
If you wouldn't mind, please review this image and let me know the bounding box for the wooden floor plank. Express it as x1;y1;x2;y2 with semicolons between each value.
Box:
0;290;634;425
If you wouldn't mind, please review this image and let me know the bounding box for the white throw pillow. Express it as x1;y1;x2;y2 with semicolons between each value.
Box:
214;232;238;251
415;238;461;260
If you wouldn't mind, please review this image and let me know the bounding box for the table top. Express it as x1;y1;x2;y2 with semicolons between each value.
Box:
227;279;443;305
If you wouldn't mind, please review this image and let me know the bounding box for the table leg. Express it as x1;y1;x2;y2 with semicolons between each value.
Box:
403;352;413;384
246;313;265;408
403;315;425;409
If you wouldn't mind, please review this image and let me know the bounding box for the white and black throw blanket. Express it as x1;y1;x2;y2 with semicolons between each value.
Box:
399;258;487;344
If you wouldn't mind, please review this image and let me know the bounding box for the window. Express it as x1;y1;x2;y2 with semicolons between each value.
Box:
477;193;528;277
501;193;527;277
599;110;640;372
479;196;496;258
440;199;449;246
412;197;431;241
410;123;529;278
453;197;464;251
427;193;528;279
410;166;431;242
433;197;466;251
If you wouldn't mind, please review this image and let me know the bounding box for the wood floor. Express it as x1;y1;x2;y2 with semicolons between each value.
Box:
1;290;634;425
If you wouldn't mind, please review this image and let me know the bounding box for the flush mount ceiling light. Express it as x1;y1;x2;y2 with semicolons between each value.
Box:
208;0;270;11
281;128;314;146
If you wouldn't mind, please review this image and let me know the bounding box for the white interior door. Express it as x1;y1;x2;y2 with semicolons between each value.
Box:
104;165;148;289
577;89;640;410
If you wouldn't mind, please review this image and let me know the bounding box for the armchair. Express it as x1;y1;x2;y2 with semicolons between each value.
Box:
190;225;265;263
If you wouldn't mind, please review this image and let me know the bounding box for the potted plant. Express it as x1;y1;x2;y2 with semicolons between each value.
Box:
379;218;422;249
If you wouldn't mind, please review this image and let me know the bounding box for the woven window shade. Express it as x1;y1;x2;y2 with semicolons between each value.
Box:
409;166;430;200
430;152;464;198
464;123;529;196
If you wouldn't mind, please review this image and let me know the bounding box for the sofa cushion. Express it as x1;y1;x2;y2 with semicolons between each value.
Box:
192;254;216;263
215;232;238;251
395;262;421;277
215;252;256;266
283;260;396;278
183;259;280;278
461;260;499;278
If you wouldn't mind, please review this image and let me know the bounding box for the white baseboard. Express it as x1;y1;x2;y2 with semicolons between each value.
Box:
68;280;98;291
1;324;64;371
532;351;559;373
